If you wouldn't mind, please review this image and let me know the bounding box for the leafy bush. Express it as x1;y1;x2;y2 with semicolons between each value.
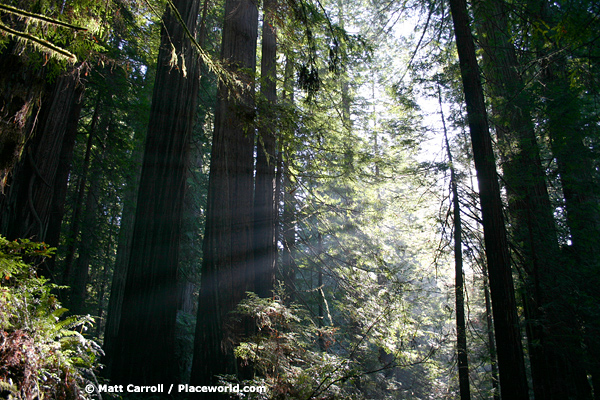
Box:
233;290;363;400
0;236;102;399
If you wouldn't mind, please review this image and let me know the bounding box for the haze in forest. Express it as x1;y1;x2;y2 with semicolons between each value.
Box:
0;0;598;399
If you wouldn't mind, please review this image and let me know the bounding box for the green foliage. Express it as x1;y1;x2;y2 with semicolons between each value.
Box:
0;0;115;67
233;290;362;400
0;3;85;62
0;236;102;400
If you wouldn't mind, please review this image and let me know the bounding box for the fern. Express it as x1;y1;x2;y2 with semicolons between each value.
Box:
0;236;102;400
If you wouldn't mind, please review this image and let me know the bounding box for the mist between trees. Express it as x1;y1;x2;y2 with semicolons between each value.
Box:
0;0;599;399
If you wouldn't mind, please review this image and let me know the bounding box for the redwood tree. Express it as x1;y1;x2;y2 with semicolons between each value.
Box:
110;0;201;384
254;0;278;298
191;0;259;385
473;0;585;396
447;0;529;396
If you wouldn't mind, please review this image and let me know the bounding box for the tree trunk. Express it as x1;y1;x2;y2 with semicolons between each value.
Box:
254;0;278;298
70;140;106;315
43;84;84;282
0;42;45;186
62;96;100;285
281;57;297;302
440;88;471;400
530;0;600;394
111;0;201;385
191;0;259;385
0;71;80;245
472;1;582;397
102;137;142;377
482;263;500;400
541;47;599;400
447;0;529;397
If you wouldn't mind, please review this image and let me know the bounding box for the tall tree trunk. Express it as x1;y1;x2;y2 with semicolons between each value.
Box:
191;0;259;385
102;136;142;377
43;84;84;282
317;231;325;351
254;0;278;298
95;216;116;338
482;263;500;400
541;47;599;400
69;139;106;315
447;0;529;397
529;0;600;394
0;43;45;186
281;57;297;302
111;0;201;385
0;71;80;245
440;87;471;400
62;96;100;284
472;1;583;397
282;154;297;302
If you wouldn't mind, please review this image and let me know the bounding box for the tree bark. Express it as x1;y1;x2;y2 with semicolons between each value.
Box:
62;95;100;285
191;0;259;385
482;264;500;400
111;0;201;385
472;1;581;397
102;136;142;377
43;84;84;282
528;0;600;394
281;57;297;302
541;44;599;400
0;71;80;245
0;42;45;186
447;0;529;397
254;0;278;298
70;139;106;315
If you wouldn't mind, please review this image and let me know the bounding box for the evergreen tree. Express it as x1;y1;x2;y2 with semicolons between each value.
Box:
446;0;529;396
254;0;278;298
111;0;201;384
191;0;259;385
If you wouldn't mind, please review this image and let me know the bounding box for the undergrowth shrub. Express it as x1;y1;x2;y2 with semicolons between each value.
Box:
232;289;363;400
0;236;102;399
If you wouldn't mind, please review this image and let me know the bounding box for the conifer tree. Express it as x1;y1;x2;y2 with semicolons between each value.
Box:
191;0;259;385
111;0;201;384
254;0;278;298
446;0;529;396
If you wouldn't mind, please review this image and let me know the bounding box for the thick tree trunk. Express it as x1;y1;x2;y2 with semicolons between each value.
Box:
102;140;142;377
0;43;45;186
529;0;600;394
191;0;259;385
447;0;529;397
43;85;84;281
281;57;297;302
254;0;278;298
472;1;583;397
111;0;201;385
542;53;599;400
0;71;80;245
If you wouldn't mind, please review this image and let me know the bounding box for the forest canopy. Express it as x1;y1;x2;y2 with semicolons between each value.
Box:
0;0;599;399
